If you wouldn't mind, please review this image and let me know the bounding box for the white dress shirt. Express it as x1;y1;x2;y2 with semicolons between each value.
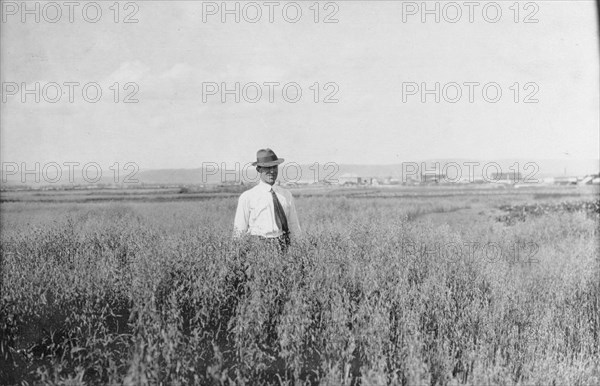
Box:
233;180;301;239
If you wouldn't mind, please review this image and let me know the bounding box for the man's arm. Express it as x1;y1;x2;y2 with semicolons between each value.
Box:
233;194;250;238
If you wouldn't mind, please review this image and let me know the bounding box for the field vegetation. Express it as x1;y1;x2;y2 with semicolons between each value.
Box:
1;186;599;385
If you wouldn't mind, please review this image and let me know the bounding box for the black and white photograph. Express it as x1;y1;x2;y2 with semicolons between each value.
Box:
1;1;599;384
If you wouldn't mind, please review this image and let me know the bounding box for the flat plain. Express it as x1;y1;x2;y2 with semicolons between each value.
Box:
1;184;599;385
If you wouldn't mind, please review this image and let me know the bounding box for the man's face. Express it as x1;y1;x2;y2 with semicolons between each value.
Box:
258;165;278;185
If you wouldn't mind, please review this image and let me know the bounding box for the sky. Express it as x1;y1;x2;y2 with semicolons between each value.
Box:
1;0;599;170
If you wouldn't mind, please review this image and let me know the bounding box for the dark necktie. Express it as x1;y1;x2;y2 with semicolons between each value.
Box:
270;188;289;234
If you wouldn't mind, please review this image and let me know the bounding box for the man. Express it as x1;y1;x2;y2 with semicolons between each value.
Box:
233;148;301;250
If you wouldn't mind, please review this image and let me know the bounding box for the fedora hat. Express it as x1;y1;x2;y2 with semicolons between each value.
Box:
252;148;284;167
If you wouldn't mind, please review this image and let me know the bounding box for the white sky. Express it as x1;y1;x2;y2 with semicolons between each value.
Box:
1;0;598;169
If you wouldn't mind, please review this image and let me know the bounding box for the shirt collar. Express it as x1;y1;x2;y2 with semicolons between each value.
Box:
258;179;276;192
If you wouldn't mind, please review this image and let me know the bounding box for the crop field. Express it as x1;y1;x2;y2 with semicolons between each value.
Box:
1;185;599;385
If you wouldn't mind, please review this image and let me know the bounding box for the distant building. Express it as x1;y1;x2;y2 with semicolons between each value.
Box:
554;176;578;185
404;176;419;185
337;173;361;185
492;172;522;183
540;177;555;184
580;174;600;185
421;172;446;184
363;177;376;185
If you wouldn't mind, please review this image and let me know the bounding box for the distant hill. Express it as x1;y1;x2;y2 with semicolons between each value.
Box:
1;159;598;188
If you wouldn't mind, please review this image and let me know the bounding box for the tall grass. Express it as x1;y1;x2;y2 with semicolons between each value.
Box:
1;196;599;385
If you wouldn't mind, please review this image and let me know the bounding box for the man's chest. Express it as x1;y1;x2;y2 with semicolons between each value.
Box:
247;191;289;212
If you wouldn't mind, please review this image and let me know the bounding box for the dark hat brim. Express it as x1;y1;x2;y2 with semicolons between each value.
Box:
252;158;284;167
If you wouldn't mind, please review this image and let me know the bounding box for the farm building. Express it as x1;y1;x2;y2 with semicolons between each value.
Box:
580;174;600;184
492;172;522;182
337;173;362;185
553;176;578;185
421;171;446;183
382;177;401;185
